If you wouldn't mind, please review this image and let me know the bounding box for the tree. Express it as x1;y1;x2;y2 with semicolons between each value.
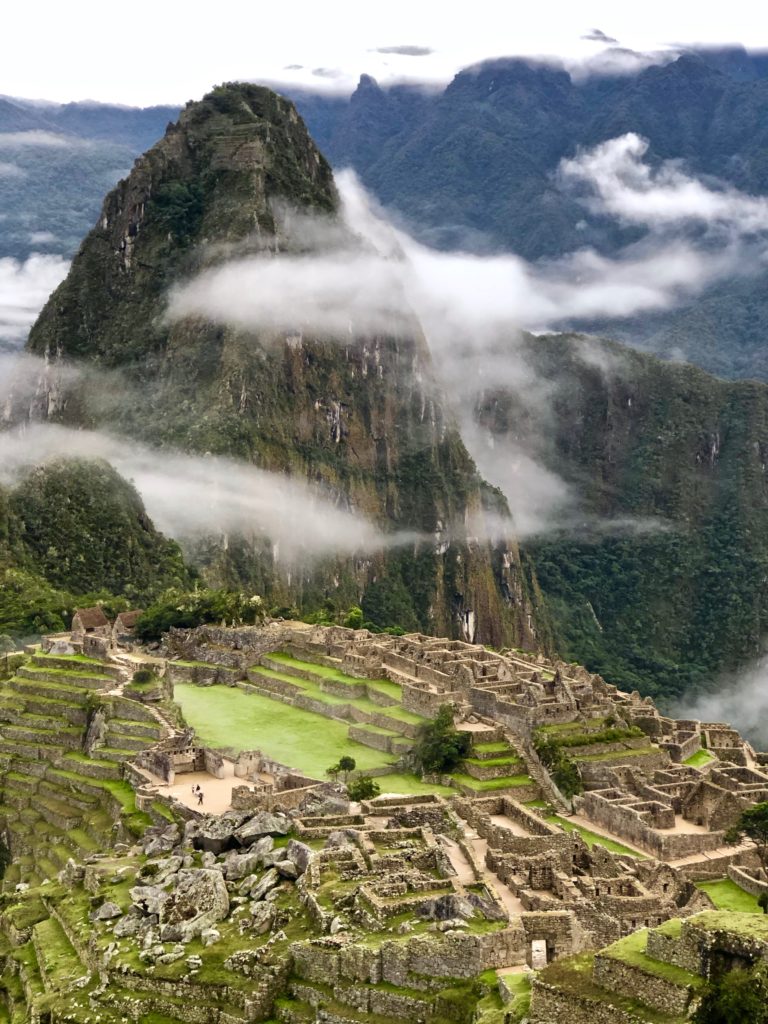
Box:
326;763;341;782
413;705;471;774
725;802;768;872
337;756;356;781
693;962;768;1024
343;606;364;630
348;776;380;801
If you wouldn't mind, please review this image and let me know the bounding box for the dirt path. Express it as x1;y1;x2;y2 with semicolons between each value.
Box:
439;836;475;886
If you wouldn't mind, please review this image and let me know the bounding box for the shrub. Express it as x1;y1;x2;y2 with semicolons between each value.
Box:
348;776;380;801
413;705;471;774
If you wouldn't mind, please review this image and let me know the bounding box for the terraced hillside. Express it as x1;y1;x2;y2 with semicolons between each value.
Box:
0;651;168;889
172;649;538;799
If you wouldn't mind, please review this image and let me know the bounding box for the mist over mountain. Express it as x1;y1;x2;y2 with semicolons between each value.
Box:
286;45;768;380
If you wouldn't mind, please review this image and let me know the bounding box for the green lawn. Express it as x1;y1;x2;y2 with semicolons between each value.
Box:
175;683;396;778
373;773;455;796
684;749;716;768
696;878;761;913
546;815;646;858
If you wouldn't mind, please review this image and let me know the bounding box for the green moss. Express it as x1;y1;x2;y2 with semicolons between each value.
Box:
601;929;703;988
545;815;647;857
695;880;762;914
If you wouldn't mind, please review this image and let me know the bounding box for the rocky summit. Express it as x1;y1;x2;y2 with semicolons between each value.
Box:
22;83;541;649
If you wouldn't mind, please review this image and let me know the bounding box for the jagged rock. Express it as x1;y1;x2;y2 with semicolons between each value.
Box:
160;869;230;942
276;859;299;881
417;894;475;922
186;955;203;970
286;839;313;874
159;924;184;942
250;868;280;902
201;927;221;946
250;901;276;934
113;913;141;938
201;851;217;868
190;818;241;855
329;916;346;934
234;812;291;846
60;859;85;886
83;707;108;755
130;885;169;917
437;918;469;931
91;901;122;922
157;945;186;964
14;883;29;893
143;825;180;857
224;850;263;881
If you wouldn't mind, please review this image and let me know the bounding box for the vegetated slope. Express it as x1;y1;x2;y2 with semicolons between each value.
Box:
287;47;768;380
0;458;190;637
479;332;768;701
0;97;178;262
25;83;542;648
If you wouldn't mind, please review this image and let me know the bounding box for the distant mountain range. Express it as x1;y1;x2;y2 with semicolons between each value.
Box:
0;96;178;262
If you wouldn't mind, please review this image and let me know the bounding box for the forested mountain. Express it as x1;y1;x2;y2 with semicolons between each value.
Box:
0;96;177;260
23;84;542;650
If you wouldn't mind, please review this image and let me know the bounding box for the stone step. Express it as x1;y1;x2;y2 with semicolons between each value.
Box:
103;729;152;752
0;722;82;748
106;716;162;740
37;795;82;831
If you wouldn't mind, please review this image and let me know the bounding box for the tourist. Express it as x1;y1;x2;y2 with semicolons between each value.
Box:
197;790;204;806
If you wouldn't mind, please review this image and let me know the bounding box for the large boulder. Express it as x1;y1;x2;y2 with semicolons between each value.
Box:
286;839;314;874
159;869;230;942
129;884;169;917
235;812;291;846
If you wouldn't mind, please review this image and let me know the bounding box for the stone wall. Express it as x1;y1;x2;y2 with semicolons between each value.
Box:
592;955;694;1016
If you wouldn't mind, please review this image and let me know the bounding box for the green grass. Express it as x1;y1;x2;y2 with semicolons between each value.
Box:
546;815;646;857
372;773;455;796
473;741;512;754
601;929;703;988
689;909;768;938
251;666;423;724
696;878;761;913
266;653;404;701
452;773;534;792
175;682;395;775
684;749;716;768
574;746;659;763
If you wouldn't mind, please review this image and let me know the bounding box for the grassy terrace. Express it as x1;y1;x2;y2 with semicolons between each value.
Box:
546;815;646;858
601;929;702;989
684;749;716;768
266;653;404;702
452;773;534;792
250;666;423;725
538;953;687;1024
696;878;761;913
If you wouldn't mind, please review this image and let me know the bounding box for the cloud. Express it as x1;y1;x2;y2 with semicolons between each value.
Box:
0;162;25;178
28;231;57;245
371;45;434;57
170;170;711;539
560;133;768;231
0;254;69;346
581;29;618;44
0;423;427;562
0;130;77;148
675;656;768;749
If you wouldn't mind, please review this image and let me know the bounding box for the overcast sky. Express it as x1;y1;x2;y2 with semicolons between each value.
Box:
4;0;768;107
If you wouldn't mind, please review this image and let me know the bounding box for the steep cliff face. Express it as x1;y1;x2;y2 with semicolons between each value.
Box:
26;84;541;648
477;333;768;698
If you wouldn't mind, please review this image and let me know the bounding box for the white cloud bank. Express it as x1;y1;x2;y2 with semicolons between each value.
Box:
560;133;768;232
0;422;425;562
0;255;69;346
